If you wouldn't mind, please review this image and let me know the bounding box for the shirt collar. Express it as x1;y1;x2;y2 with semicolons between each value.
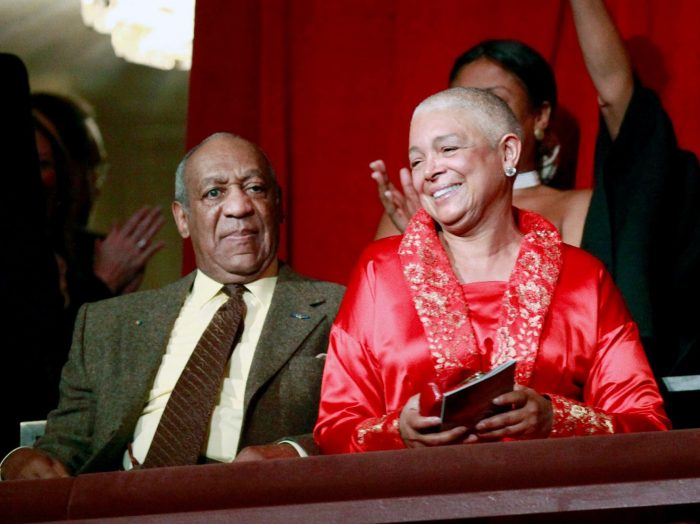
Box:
191;269;278;310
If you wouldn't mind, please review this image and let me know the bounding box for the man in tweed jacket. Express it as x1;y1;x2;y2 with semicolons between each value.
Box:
2;133;344;478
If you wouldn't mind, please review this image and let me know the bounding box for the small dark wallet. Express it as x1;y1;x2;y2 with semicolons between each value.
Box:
420;360;517;432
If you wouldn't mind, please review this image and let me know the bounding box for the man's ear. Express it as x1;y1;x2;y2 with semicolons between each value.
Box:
172;201;190;239
500;133;522;171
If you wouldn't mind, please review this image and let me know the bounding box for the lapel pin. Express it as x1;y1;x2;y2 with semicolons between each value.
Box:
290;312;311;320
135;320;144;326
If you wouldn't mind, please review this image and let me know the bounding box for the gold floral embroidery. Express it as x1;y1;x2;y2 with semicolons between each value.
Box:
355;414;401;447
356;417;386;445
549;394;615;436
399;208;563;386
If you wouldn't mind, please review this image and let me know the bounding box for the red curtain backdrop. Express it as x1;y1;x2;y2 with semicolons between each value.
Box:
184;0;700;285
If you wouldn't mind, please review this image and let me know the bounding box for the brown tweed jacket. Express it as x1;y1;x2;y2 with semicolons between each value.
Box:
36;264;345;474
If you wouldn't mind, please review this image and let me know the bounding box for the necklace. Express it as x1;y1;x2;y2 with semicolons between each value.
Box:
513;170;541;190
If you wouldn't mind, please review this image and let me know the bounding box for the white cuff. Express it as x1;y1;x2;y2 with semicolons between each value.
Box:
276;439;307;458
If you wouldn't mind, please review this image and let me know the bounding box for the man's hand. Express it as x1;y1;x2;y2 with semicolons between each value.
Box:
1;448;70;480
234;443;300;462
370;159;421;234
399;393;467;448
472;385;553;441
94;206;165;294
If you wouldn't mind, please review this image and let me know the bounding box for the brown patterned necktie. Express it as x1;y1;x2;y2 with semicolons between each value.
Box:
142;284;246;468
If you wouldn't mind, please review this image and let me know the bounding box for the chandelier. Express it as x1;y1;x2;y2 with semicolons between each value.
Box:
81;0;195;71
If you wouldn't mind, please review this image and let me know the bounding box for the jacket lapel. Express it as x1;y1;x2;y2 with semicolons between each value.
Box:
80;273;195;473
107;277;192;435
120;274;195;422
243;265;328;411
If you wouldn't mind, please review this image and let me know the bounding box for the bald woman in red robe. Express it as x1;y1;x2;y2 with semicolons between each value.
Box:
314;87;668;454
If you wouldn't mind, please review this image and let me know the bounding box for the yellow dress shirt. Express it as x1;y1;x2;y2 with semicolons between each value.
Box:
125;270;277;468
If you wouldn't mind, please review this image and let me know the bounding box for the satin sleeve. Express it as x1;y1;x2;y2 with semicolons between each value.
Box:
314;240;406;453
547;264;670;436
316;326;404;453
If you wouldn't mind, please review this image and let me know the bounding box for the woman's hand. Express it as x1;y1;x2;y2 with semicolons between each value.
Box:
399;393;467;448
472;385;553;440
94;206;165;294
370;159;420;235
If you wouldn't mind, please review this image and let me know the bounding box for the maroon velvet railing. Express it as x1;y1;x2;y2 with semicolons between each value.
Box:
2;429;700;523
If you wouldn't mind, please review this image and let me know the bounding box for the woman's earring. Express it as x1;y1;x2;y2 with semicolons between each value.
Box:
534;127;545;141
505;166;517;177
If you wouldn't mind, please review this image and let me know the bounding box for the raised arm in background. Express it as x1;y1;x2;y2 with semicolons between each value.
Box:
569;0;634;140
372;0;635;243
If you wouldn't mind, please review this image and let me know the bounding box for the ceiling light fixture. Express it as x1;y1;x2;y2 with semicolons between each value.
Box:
81;0;195;71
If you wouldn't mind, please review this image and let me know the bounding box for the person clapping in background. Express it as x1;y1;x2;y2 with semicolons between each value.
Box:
31;93;165;403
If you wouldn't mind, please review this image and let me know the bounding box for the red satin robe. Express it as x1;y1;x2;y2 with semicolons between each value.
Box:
315;212;669;454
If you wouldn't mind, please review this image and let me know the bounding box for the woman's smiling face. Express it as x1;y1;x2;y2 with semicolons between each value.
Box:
408;106;510;236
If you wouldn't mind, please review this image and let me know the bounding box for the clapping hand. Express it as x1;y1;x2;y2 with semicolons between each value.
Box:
94;206;165;294
370;159;421;234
